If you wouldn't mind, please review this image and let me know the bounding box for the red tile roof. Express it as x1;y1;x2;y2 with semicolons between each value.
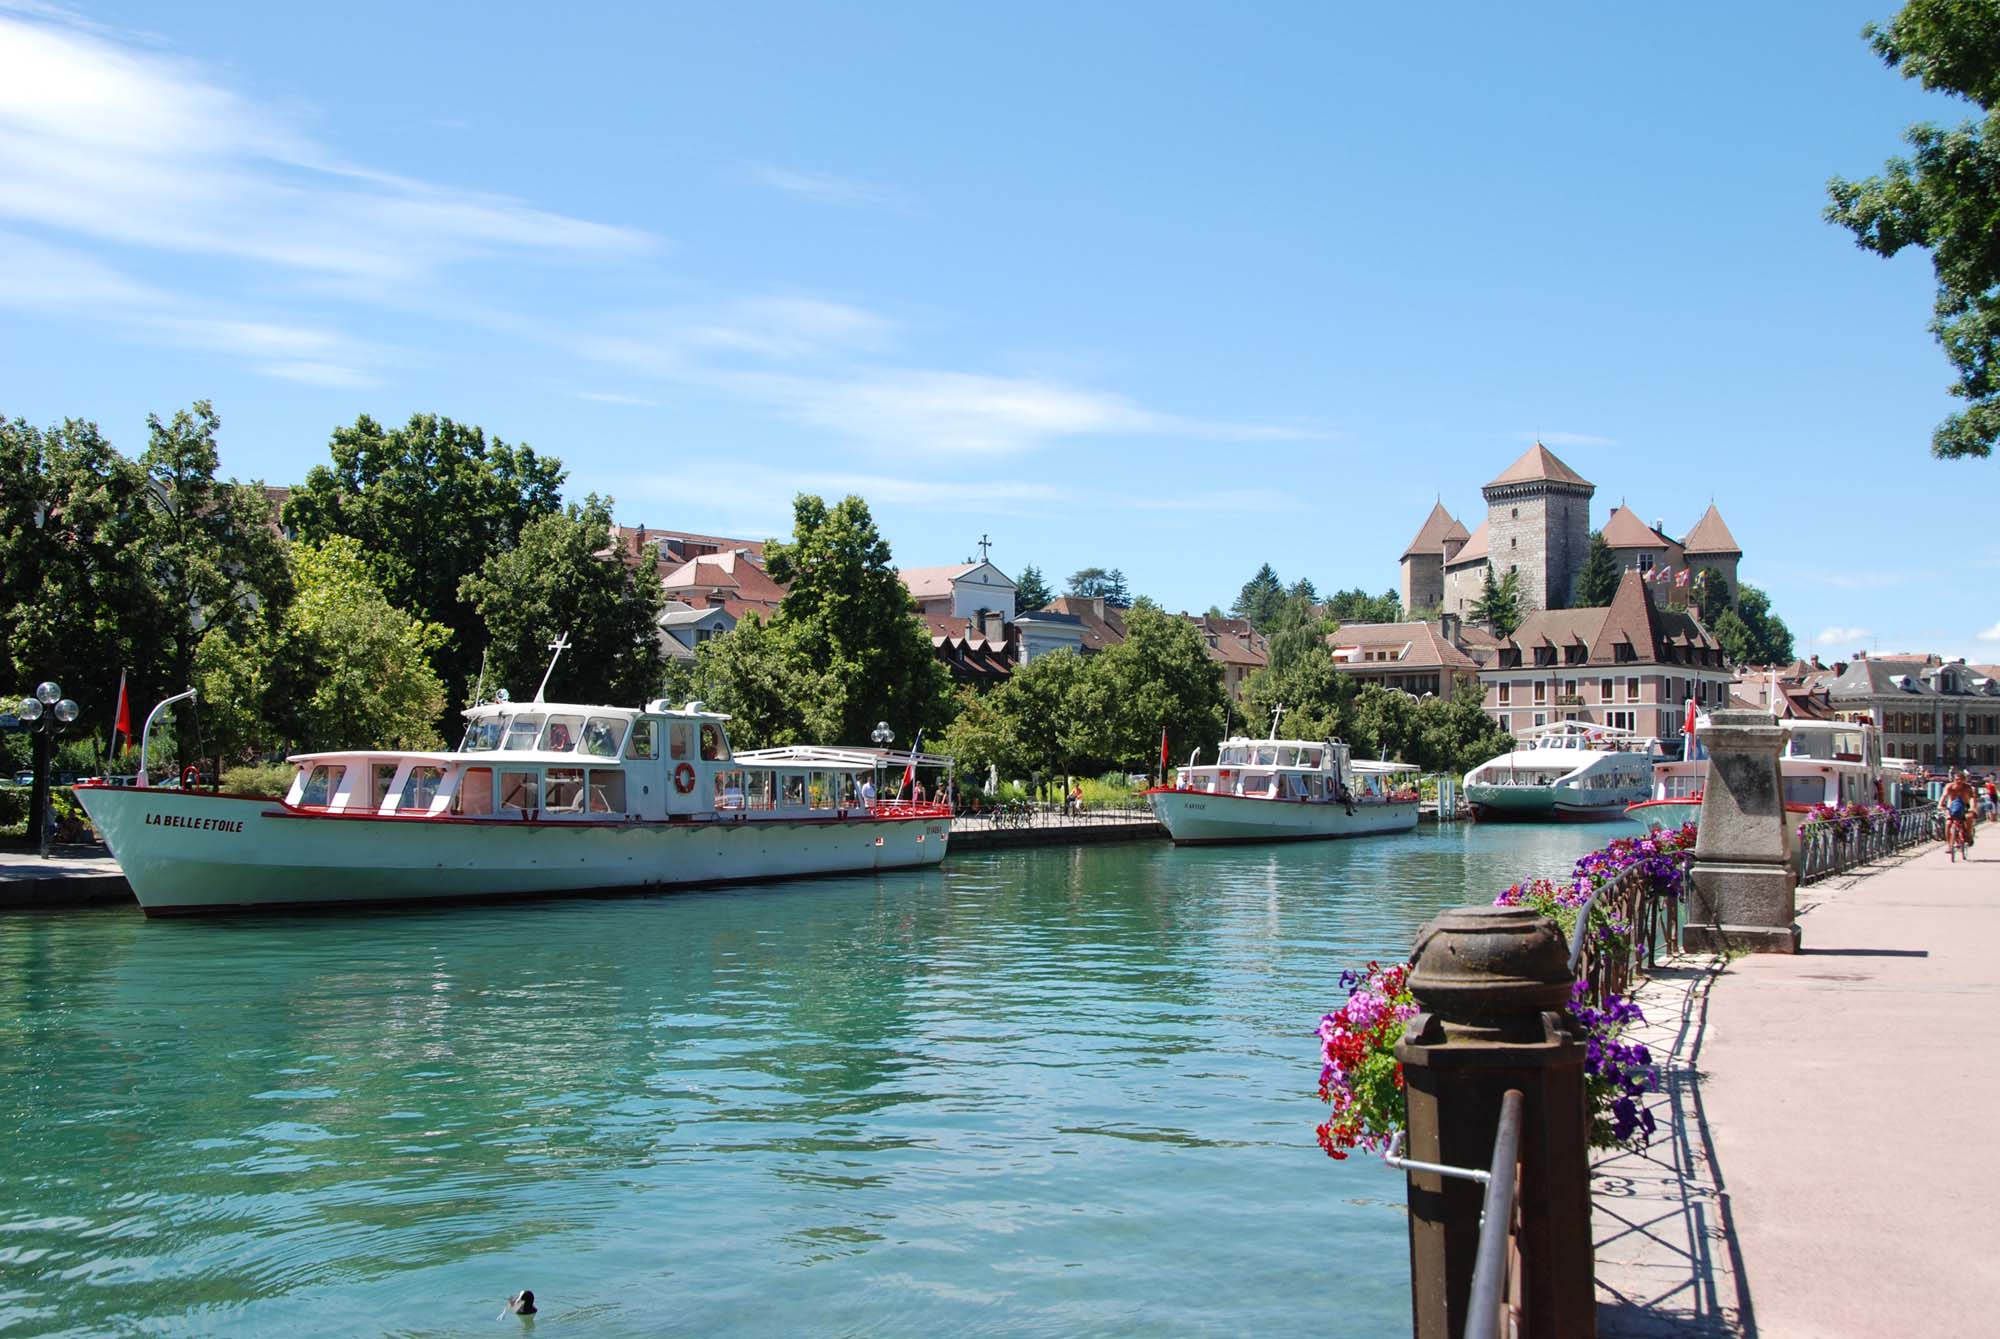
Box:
1448;519;1491;566
1485;442;1592;490
1402;502;1470;558
1681;503;1741;555
1329;621;1479;672
1599;505;1674;549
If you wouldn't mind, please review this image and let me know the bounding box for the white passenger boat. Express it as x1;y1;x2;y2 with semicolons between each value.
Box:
1146;736;1420;844
1626;718;1887;856
1463;721;1658;823
75;693;953;915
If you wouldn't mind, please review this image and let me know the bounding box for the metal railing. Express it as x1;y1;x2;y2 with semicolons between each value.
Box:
1797;805;1939;885
951;800;1158;831
1565;856;1685;1008
1467;1089;1526;1339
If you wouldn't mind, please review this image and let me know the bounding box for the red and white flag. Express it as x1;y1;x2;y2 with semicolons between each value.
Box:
111;671;132;752
1675;568;1690;588
903;729;922;796
1641;566;1655;583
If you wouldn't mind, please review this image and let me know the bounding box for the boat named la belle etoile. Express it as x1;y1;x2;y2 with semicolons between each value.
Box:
75;693;953;915
1461;720;1660;822
1145;735;1420;844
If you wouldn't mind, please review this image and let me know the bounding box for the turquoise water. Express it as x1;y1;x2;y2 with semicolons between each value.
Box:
0;822;1628;1338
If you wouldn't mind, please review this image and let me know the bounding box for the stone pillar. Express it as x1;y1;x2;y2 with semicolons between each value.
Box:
1682;708;1800;954
1396;905;1594;1339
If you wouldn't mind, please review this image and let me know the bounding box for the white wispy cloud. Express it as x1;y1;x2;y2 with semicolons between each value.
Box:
573;390;661;407
0;12;655;283
1818;625;1873;645
1506;430;1618;448
1977;621;2000;642
747;162;902;208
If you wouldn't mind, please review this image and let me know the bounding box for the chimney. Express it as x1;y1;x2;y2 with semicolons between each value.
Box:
1091;596;1106;620
1440;611;1461;645
984;611;1006;644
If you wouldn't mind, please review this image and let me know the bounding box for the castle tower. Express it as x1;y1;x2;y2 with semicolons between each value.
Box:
1481;443;1594;613
1399;501;1469;613
1681;503;1743;610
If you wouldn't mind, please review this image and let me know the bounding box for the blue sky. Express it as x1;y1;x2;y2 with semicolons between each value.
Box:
1;1;1993;661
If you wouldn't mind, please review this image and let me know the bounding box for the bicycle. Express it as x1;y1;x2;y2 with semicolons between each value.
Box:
1946;810;1971;862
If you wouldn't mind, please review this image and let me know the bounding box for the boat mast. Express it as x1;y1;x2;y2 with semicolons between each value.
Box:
1268;704;1286;740
532;631;571;705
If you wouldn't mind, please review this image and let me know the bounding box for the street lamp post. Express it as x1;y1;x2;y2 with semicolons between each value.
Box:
18;680;80;860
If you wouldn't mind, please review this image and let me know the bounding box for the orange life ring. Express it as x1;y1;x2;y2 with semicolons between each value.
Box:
674;762;696;794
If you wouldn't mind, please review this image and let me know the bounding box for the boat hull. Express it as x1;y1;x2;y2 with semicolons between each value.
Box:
1146;789;1418;845
1469;783;1649;822
77;786;950;914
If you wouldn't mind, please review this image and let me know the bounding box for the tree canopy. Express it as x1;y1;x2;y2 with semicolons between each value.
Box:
1827;0;2000;456
285;412;565;706
1572;531;1621;607
1469;567;1524;637
1712;583;1796;666
1231;563;1287;630
459;496;666;709
679;495;954;748
1014;563;1054;611
1065;566;1132;606
1322;586;1403;625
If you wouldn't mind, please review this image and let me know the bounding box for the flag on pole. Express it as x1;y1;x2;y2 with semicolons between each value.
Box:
1641;566;1655;583
1684;698;1698;737
1675;568;1690;588
1159;726;1169;783
111;671;131;753
903;729;922;797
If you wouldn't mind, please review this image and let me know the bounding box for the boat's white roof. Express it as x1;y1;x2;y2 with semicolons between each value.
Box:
733;745;954;772
1353;759;1421;774
1219;736;1344;750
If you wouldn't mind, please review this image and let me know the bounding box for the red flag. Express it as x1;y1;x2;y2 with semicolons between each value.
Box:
903;729;921;796
1159;726;1169;778
1684;698;1698;738
112;671;131;751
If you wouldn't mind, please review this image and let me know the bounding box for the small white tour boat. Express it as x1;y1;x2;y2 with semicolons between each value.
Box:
1462;721;1658;823
1146;736;1420;845
76;683;953;915
1626;717;1887;859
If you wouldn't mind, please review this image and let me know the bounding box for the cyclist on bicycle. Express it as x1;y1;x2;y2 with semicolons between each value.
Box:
1942;770;1976;861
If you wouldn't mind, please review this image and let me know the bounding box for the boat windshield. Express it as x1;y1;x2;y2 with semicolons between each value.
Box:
461;717;504;752
504;714;544;751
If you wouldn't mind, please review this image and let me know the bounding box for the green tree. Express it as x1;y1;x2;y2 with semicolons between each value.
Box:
1231;563;1287;629
201;537;450;758
1572;531;1621;607
1712;583;1795;666
1322;586;1404;624
285;413;565;706
1349;684;1420;763
1826;0;2000;456
137;403;292;759
0;415;156;733
1088;600;1227;771
1692;566;1732;624
1469;567;1524;638
688;495;954;748
1287;576;1319;606
459;496;666;708
1014;563;1054;611
1241;641;1354;748
1066;566;1132;606
1411;684;1516;775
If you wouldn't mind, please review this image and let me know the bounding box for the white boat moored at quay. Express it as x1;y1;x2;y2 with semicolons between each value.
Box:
1463;721;1659;822
1146;735;1420;845
75;692;953;915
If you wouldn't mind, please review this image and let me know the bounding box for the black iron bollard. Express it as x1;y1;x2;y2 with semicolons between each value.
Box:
1395;905;1595;1339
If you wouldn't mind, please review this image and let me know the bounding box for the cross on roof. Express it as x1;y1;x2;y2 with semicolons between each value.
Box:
976;533;992;562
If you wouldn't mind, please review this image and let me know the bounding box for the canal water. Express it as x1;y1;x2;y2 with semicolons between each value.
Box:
0;822;1630;1337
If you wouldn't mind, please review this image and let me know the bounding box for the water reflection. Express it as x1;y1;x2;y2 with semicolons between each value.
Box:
0;822;1620;1336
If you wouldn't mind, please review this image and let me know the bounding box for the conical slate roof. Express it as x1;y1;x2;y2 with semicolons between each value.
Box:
1682;503;1741;555
1485;442;1592;490
1401;501;1470;558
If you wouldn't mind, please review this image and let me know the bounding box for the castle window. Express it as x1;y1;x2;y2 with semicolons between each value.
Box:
1511;507;1518;519
1511;537;1517;549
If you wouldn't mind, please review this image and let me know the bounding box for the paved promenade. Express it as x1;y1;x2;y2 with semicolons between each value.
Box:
0;845;131;907
1595;842;2000;1337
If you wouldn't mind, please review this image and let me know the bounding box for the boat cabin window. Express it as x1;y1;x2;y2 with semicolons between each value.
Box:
1253;746;1277;767
504;715;544;751
713;769;745;810
545;767;585;812
298;764;344;808
370;762;399;809
627;720;659;761
744;769;775;811
781;773;806;807
1300;747;1323;769
1278;746;1299;768
700;723;728;762
1220;745;1247;766
454;767;493;815
588;768;626;814
1241;773;1274;796
461;718;504;752
808;771;833;808
581;717;625;758
668;722;691;761
499;771;540;812
398;766;445;812
838;774;861;807
1783;776;1827;807
541;714;584;753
